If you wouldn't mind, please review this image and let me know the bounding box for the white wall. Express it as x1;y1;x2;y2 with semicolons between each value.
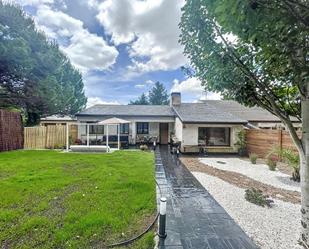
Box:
174;117;183;143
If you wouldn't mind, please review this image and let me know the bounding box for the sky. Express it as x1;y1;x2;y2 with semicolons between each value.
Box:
11;0;221;106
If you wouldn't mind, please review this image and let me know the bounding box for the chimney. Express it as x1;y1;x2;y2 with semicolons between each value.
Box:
170;92;181;106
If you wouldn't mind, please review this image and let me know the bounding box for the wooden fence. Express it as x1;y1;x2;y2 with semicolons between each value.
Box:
0;109;23;152
24;125;77;149
245;129;300;157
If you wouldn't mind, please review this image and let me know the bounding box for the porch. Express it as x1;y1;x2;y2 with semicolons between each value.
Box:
74;120;174;148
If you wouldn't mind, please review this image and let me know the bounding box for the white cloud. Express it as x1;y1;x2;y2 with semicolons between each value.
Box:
171;77;221;100
10;0;54;6
171;77;204;95
96;0;187;73
87;97;120;107
134;84;145;89
34;5;119;72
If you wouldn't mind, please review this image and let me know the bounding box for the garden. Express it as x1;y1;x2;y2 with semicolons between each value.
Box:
0;150;156;249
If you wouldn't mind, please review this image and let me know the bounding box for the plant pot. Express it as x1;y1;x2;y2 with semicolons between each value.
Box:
238;148;248;157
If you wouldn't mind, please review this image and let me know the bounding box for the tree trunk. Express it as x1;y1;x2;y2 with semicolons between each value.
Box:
301;83;309;247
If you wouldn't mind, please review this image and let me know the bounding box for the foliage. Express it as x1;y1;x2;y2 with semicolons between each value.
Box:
245;188;274;207
129;81;169;105
269;147;300;182
0;2;87;125
148;81;169;105
249;153;258;164
129;93;149;105
267;157;277;171
0;150;155;248
179;0;308;163
234;130;246;150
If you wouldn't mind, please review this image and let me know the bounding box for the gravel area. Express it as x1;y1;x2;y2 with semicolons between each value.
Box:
199;157;300;192
193;171;302;249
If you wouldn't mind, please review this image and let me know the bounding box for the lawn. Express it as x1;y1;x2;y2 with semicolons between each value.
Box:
0;150;156;249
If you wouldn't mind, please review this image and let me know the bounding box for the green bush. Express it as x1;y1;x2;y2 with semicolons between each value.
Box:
267;157;277;171
54;144;65;150
249;153;258;164
268;147;300;181
245;188;274;207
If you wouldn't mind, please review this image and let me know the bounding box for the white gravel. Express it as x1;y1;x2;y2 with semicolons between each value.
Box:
193;171;302;249
199;157;300;192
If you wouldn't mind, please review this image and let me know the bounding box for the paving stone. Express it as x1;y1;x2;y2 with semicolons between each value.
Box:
155;146;258;249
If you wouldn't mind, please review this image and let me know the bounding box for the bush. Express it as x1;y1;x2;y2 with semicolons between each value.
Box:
268;147;300;182
267;157;277;171
54;144;65;149
140;144;148;151
245;188;274;207
249;153;258;164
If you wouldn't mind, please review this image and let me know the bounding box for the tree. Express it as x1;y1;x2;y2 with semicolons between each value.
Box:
129;93;149;105
148;81;169;105
180;0;309;245
129;81;169;105
0;2;87;125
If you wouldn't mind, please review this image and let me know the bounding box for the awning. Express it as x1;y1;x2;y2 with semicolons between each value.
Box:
97;117;130;125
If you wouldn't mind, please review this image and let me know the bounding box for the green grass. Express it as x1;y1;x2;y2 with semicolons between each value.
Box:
0;150;156;249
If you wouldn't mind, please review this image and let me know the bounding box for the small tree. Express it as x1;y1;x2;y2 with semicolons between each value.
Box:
129;93;149;105
180;0;309;245
148;81;169;105
129;82;169;105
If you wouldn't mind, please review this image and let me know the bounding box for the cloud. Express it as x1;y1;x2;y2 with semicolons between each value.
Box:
10;0;54;6
134;84;145;89
171;77;222;100
87;97;120;107
34;5;119;72
96;0;187;73
171;77;204;95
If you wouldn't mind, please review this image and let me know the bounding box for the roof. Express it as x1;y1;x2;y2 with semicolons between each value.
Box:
200;100;280;122
173;103;247;124
77;105;175;117
97;117;130;125
40;115;76;121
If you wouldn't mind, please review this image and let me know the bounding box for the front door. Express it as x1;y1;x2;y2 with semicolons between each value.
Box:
159;123;169;144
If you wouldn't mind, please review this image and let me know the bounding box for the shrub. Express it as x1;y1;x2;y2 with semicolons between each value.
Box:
249;153;258;164
268;147;300;181
54;144;65;150
245;188;274;207
140;145;148;151
267;157;277;171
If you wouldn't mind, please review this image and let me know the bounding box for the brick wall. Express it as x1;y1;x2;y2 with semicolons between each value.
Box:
0;109;23;152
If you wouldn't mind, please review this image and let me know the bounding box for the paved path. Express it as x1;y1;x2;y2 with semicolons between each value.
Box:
155;146;259;249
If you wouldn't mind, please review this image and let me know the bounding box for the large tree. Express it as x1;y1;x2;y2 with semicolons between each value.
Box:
129;81;169;105
0;2;87;125
180;0;309;245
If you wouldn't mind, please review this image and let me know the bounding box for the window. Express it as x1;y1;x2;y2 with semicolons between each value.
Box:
198;127;230;146
137;122;149;134
89;125;104;134
118;123;129;134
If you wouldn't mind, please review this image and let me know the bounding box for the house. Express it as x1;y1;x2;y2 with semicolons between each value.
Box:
75;92;291;153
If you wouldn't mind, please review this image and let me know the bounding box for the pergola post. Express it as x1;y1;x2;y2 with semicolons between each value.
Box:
66;122;69;152
86;124;89;147
106;124;109;152
118;124;120;150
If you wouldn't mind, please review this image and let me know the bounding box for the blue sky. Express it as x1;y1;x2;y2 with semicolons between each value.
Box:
13;0;220;106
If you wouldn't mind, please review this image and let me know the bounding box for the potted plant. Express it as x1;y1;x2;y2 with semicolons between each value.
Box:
234;130;247;157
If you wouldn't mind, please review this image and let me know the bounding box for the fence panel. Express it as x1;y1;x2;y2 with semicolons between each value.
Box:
245;129;300;157
0;109;23;152
24;124;77;149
